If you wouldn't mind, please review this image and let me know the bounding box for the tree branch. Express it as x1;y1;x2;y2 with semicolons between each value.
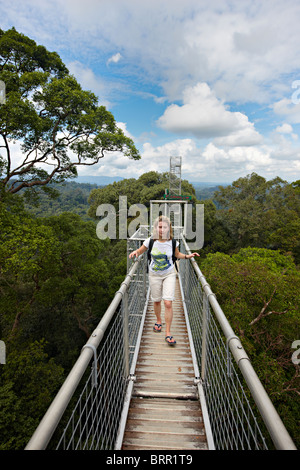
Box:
249;286;287;326
270;366;300;397
1;134;11;179
9;273;40;337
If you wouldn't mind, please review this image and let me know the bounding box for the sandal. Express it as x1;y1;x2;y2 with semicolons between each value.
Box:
165;335;176;345
153;323;162;332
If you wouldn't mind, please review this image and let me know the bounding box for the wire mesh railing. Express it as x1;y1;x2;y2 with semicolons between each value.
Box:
55;302;127;450
179;236;296;450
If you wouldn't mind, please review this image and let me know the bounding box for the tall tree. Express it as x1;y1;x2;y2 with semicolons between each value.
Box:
0;28;140;201
214;173;300;261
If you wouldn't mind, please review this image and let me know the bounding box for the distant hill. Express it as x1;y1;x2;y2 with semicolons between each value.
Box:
75;175;229;189
75;175;124;186
191;181;229;188
74;175;228;203
23;176;229;219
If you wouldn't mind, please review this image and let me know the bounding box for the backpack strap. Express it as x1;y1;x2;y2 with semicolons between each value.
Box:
147;237;154;266
172;238;178;272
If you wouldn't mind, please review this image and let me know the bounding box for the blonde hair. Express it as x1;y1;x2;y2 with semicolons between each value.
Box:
152;215;173;240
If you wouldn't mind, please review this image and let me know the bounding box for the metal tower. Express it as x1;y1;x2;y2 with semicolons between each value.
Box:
169;156;182;196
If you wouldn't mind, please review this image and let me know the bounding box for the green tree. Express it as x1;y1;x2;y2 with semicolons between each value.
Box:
196;198;232;256
214;173;300;261
0;198;61;338
0;340;64;450
87;171;197;218
0;197;119;448
0;28;140;201
22;181;98;220
0;196;117;362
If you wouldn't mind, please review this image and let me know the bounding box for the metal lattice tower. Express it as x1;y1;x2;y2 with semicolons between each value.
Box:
168;156;183;233
169;156;182;196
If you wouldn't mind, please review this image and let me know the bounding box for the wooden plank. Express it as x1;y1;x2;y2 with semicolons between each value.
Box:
122;277;209;450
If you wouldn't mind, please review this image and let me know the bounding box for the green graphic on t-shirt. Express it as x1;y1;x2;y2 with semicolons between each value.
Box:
151;249;171;272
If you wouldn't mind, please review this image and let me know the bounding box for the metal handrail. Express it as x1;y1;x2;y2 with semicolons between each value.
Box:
25;258;142;450
181;237;297;450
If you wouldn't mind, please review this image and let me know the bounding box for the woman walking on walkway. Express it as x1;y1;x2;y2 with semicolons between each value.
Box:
129;215;199;346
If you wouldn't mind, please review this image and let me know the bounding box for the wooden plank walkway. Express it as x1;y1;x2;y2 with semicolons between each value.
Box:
122;276;208;450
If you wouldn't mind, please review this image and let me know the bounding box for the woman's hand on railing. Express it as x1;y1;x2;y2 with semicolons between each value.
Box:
129;250;139;259
129;245;147;260
186;252;200;259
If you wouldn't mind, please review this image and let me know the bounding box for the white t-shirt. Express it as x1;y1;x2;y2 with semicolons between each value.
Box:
143;238;179;275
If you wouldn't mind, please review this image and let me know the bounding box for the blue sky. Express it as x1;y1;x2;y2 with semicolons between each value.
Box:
1;0;300;183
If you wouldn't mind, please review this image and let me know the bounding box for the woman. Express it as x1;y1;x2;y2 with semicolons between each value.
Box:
129;215;199;346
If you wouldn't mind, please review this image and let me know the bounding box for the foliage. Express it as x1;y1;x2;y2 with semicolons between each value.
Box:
194;184;221;202
0;199;120;355
196;198;232;255
214;173;300;262
0;198;127;448
0;339;64;450
200;248;300;446
0;198;61;336
23;181;99;220
0;27;140;201
87;171;197;218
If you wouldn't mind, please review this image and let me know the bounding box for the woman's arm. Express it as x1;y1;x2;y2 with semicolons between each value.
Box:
175;247;200;260
129;244;148;259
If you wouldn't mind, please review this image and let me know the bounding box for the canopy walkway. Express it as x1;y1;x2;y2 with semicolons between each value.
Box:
25;232;296;451
121;277;209;450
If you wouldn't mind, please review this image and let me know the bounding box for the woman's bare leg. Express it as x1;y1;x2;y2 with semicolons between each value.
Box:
153;301;162;330
164;300;175;343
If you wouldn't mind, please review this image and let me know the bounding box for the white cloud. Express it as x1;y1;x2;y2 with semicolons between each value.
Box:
272;98;300;124
116;122;134;140
107;52;122;66
276;123;294;134
3;0;300;104
157;83;262;146
199;143;268;181
133;137;299;183
275;123;298;140
3;0;300;106
67;61;112;107
91;136;286;183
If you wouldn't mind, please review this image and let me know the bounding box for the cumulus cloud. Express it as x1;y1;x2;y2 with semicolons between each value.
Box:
276;123;294;134
157;83;262;146
130;138;272;183
272;98;300;124
67;61;112;107
275;123;298;140
116;122;135;140
4;0;300;103
107;52;122;66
